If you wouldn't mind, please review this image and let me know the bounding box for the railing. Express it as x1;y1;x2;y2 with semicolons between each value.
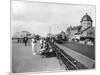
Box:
48;40;87;70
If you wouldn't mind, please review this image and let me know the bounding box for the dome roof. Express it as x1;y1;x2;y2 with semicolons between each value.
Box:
80;13;93;22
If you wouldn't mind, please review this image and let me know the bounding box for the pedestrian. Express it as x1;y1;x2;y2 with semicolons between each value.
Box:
17;38;20;43
31;38;36;55
24;37;28;46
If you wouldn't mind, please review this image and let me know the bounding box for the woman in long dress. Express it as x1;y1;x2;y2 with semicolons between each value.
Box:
31;38;36;55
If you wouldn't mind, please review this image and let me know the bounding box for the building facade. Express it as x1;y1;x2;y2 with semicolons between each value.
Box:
80;13;95;38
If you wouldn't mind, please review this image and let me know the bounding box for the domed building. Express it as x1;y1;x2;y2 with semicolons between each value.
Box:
80;13;92;30
80;13;95;38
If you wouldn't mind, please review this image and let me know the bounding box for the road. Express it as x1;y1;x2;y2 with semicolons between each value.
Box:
12;40;65;73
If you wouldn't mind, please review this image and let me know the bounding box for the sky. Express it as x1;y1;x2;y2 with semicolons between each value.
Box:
11;0;96;37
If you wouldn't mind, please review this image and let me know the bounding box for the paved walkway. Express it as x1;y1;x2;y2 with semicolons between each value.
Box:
12;41;65;73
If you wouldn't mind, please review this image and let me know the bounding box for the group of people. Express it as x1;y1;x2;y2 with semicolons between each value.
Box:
18;36;55;57
31;38;48;56
31;37;55;58
39;38;56;58
17;37;30;46
40;39;50;53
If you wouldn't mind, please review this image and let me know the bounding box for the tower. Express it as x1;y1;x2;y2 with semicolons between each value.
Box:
80;13;93;31
80;13;95;37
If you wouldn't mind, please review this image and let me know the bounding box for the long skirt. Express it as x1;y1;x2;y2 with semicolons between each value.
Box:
32;42;36;55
